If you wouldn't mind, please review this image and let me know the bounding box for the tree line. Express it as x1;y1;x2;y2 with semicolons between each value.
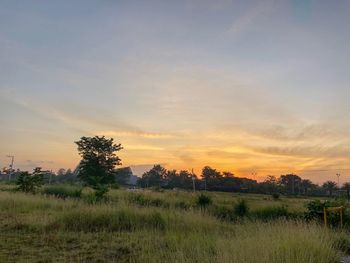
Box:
4;136;349;199
138;165;348;197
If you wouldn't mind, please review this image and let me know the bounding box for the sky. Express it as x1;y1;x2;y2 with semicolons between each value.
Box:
1;0;350;183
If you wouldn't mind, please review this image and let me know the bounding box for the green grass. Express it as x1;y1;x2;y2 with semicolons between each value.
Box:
0;188;348;262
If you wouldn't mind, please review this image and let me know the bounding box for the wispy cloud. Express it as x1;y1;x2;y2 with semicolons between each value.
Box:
226;0;275;39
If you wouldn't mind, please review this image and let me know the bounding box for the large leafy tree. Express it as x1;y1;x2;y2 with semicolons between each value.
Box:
75;136;122;199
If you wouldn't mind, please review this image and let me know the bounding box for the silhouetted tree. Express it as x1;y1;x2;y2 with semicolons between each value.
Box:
301;179;315;195
202;166;221;190
114;167;133;185
140;165;167;188
57;168;66;176
16;168;44;193
75;136;122;200
261;175;278;194
342;182;350;200
222;172;234;178
322;181;337;197
280;174;302;195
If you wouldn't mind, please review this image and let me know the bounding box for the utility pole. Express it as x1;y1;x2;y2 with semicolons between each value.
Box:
191;168;196;193
336;173;341;188
6;155;14;181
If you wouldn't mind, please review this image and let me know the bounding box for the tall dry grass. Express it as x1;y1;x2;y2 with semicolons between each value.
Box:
0;190;346;262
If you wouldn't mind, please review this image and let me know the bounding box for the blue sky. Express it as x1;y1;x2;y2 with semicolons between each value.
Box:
1;0;350;182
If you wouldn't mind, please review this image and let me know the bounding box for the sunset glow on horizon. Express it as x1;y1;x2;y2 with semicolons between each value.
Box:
1;0;350;183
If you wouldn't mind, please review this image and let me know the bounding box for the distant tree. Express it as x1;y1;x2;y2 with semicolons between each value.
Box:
178;170;193;189
75;136;122;200
140;165;167;187
262;175;278;194
202;166;221;190
57;168;66;176
280;174;302;195
342;182;350;200
165;169;179;188
16;168;44;193
322;181;337;197
114;167;133;185
222;172;234;178
300;179;315;195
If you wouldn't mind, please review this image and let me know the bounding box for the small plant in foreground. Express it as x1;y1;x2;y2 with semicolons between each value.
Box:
196;193;212;210
234;199;249;217
272;193;280;200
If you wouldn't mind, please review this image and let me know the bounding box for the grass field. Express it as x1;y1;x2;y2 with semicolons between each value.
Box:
0;186;348;262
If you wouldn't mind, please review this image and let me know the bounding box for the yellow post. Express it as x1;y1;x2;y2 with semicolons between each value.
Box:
324;207;327;227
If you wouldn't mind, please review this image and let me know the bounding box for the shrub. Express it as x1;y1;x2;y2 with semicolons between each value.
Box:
234;199;249;217
304;200;326;222
305;199;350;228
16;172;44;193
272;193;280;200
42;185;82;199
196;193;212;210
253;206;289;221
95;185;109;201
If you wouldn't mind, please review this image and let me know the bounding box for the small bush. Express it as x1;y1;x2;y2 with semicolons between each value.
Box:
196;193;212;210
234;199;249;217
42;185;82;199
16;171;44;193
94;185;109;201
253;206;289;221
272;193;280;200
